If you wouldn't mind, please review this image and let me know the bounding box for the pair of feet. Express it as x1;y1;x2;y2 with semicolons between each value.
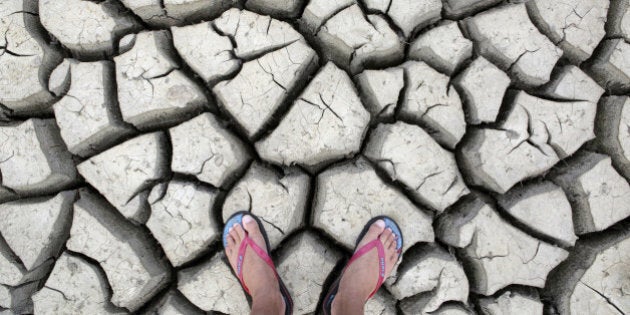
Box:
224;215;400;315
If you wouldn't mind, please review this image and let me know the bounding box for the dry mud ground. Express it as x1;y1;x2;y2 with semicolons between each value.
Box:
0;0;629;314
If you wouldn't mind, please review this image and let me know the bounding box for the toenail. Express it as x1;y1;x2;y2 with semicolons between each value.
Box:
376;220;385;228
243;215;253;224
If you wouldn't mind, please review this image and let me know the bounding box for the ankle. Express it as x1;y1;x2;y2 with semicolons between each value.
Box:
337;279;371;302
251;286;282;301
251;289;284;313
331;291;365;315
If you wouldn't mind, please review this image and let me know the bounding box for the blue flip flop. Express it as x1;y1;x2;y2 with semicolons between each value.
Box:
223;211;293;315
322;216;403;315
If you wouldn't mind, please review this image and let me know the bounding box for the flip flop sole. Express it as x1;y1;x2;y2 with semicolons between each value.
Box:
222;211;294;315
322;215;404;315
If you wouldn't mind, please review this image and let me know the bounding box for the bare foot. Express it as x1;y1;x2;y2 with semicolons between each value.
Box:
332;219;400;315
225;215;285;314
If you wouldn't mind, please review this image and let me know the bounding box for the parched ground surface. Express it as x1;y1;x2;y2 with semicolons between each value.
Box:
0;0;629;314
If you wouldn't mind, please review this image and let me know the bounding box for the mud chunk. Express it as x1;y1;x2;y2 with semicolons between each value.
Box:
401;300;473;315
568;280;627;314
246;0;305;18
442;0;502;19
214;9;304;59
367;0;442;38
39;0;139;58
386;245;469;313
607;0;630;42
364;122;469;212
0;286;10;309
409;22;473;75
462;140;551;194
48;59;72;97
78;132;168;222
355;67;404;119
453;57;510;124
118;0;167;25
53;60;133;157
169;113;250;188
146;181;219;267
497;181;577;246
115;31;206;130
256;62;370;172
172;22;239;85
551;151;630;234
527;0;609;62
178;253;249;314
399;61;466;148
143;290;204;315
542;65;604;103
0;240;24;288
276;232;342;314
587;39;630;94
164;0;236;23
119;0;235;27
549;233;630;315
299;0;354;34
459;91;595;193
365;291;397;315
595;96;630;180
465;3;563;86
313;158;434;252
391;0;442;37
316;5;404;73
0;1;62;113
569;237;630;314
436;196;568;295
213;40;318;137
362;0;389;12
459;109;555;194
478;290;543;315
223;162;309;249
0;119;76;195
67;190;171;312
32;253;125;314
0;192;73;271
0;188;15;204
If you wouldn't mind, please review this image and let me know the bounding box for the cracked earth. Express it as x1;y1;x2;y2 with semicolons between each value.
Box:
0;0;629;314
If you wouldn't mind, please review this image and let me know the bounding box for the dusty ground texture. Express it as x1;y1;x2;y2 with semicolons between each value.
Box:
0;0;629;314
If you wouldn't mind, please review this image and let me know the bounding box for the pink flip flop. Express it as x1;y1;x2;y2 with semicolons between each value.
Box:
223;211;293;315
322;216;403;315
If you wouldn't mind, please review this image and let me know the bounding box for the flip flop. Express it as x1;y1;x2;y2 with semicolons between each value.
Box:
222;211;293;315
322;216;403;315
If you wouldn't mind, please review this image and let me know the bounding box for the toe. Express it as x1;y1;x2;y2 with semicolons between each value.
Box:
234;222;246;240
357;219;386;248
387;235;396;250
387;241;398;263
379;228;393;246
225;237;234;256
368;220;386;239
389;252;398;264
385;230;396;248
242;215;268;252
229;227;241;244
242;215;260;235
227;234;236;249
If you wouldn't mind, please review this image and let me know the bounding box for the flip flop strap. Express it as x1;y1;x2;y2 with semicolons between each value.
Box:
236;235;277;295
346;239;386;300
